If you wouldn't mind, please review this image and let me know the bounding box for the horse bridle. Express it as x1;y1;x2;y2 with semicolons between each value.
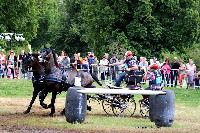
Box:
39;48;52;63
22;54;38;72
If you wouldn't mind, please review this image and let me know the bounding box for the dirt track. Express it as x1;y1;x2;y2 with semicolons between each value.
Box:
0;98;116;133
1;97;200;133
0;97;72;133
0;125;79;133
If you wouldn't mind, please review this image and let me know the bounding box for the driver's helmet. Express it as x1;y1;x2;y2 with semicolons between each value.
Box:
125;51;133;57
150;63;159;70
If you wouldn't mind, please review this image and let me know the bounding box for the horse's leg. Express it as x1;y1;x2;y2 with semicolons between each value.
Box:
24;86;39;114
39;88;48;109
48;92;57;116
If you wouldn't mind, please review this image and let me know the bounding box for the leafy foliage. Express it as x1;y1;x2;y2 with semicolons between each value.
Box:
0;0;200;62
0;0;39;41
186;44;200;70
58;0;200;58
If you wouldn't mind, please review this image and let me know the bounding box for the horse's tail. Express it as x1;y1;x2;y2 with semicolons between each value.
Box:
91;73;102;86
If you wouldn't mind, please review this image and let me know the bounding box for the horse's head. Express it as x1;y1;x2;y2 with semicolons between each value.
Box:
39;48;59;68
39;48;52;62
22;53;38;73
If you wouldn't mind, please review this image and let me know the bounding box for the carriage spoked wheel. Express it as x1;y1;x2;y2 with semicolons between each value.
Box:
112;95;136;117
102;95;114;115
139;98;149;118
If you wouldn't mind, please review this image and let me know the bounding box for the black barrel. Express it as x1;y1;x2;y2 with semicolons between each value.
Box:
65;87;87;123
149;90;175;127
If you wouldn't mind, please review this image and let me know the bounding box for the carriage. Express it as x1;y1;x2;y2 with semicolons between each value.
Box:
23;48;175;127
87;73;150;118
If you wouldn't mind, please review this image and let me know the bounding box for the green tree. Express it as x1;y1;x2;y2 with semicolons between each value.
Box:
0;0;39;41
79;0;200;57
30;0;63;51
0;0;39;52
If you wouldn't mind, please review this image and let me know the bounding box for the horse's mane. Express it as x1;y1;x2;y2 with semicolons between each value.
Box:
52;49;59;68
31;53;39;61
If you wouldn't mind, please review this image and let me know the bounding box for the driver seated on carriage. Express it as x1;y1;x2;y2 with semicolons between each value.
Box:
111;51;139;88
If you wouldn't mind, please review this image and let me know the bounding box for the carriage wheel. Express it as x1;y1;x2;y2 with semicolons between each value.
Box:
87;95;102;112
112;95;136;117
139;98;149;118
102;96;113;115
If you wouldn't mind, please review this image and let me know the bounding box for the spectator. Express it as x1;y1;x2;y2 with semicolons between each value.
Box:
139;57;148;83
150;57;160;67
109;53;119;80
57;51;65;66
178;60;186;88
0;48;6;78
186;58;196;89
195;71;200;87
71;52;82;69
139;57;148;72
99;54;109;80
90;55;99;78
139;57;148;68
171;57;180;87
161;58;171;86
18;50;27;79
87;52;95;73
7;50;17;79
81;56;89;72
57;51;70;70
76;52;82;69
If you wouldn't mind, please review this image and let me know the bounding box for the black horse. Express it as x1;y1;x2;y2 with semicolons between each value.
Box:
23;53;49;114
23;53;74;116
37;48;102;116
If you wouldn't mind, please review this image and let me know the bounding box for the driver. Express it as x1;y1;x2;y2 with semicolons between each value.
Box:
112;51;138;87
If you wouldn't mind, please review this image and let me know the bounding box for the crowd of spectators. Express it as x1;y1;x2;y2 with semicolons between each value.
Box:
0;48;28;79
0;48;199;89
64;51;200;89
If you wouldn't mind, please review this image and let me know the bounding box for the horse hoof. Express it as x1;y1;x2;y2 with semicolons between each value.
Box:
41;104;48;109
48;104;52;108
23;110;30;114
49;113;54;117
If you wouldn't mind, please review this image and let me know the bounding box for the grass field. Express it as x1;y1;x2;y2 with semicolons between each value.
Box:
0;79;200;132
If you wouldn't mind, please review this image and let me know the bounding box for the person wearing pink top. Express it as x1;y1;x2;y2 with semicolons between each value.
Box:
161;58;171;86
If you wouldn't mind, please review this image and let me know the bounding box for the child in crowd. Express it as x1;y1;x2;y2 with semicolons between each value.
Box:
7;61;14;79
178;60;186;88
